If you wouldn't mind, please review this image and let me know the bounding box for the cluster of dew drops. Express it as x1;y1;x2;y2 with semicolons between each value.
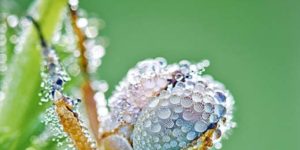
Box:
104;58;236;150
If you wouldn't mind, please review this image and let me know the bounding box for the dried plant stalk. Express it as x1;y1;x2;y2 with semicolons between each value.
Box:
55;98;94;150
69;5;100;141
198;128;215;150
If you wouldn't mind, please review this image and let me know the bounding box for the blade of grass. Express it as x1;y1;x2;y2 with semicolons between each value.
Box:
0;0;68;149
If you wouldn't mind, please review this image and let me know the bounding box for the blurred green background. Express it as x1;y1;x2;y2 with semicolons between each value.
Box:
4;0;300;149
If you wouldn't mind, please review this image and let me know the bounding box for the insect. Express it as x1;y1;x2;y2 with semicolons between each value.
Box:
28;2;235;150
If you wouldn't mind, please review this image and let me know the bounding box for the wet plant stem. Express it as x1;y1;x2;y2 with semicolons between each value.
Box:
69;5;101;142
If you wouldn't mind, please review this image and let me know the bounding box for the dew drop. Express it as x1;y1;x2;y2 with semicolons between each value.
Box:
181;97;193;108
157;107;171;119
144;120;152;128
179;141;186;148
170;140;177;147
215;92;226;103
203;95;214;103
173;106;183;113
176;119;184;126
162;135;171;142
150;123;161;133
149;98;159;108
214;104;226;117
181;123;192;133
162;119;174;128
202;112;210;120
209;114;218;123
215;142;222;149
192;93;202;102
169;96;181;104
193;102;204;112
204;103;214;113
183;110;195;121
194;120;208;132
172;128;182;137
186;131;197;141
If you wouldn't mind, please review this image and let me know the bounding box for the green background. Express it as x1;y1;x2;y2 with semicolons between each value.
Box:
7;0;300;149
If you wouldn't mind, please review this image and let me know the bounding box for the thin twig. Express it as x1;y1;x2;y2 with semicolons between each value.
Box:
68;5;100;141
55;98;94;150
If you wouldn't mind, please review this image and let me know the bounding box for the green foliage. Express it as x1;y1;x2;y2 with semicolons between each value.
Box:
0;0;68;149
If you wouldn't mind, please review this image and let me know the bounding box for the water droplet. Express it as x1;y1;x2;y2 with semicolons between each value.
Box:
176;119;184;126
173;106;183;113
150;123;161;133
144;120;152;128
183;110;195;121
209;114;218;123
181;123;192;133
162;135;171;142
170;96;180;104
186;131;197;141
181;97;193;108
203;95;214;103
149;98;159;108
193;102;204;112
194;120;208;132
162;119;174;128
170;140;177;147
204;103;214;113
153;136;159;143
77;18;88;28
192;93;202;102
179;141;186;148
157;108;171;119
215;92;226;103
215;142;222;149
202;112;210;120
172;128;182;137
171;113;179;120
214;104;226;117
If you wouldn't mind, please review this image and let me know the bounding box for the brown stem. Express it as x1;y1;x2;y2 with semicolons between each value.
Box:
55;98;94;150
69;5;100;141
198;128;215;150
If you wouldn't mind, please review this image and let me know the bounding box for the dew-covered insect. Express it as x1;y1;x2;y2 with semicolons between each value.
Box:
28;2;235;150
99;58;235;150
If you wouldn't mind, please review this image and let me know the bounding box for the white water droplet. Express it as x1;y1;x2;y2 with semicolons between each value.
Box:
157;108;171;119
194;120;208;132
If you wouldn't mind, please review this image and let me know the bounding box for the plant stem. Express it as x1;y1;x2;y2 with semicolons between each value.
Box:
69;6;101;141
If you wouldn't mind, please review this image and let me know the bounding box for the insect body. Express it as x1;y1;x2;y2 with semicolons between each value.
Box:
100;58;235;150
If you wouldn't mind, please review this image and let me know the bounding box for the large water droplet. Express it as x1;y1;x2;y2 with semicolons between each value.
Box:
186;131;197;141
157;107;171;119
194;120;208;132
181;97;193;108
150;123;161;133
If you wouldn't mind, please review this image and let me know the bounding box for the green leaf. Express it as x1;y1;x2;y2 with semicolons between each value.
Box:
0;0;68;149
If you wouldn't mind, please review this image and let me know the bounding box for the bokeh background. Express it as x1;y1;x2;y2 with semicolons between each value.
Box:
4;0;300;150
